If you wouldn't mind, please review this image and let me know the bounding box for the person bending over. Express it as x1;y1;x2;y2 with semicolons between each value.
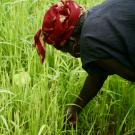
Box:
33;0;135;127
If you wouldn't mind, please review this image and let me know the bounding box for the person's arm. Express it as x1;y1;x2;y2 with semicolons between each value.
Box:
95;59;135;82
65;73;108;127
69;58;135;115
70;73;108;113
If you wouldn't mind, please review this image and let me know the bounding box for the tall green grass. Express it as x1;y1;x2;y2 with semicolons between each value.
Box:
0;0;135;134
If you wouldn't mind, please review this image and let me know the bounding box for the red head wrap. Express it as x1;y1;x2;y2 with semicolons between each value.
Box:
34;0;81;63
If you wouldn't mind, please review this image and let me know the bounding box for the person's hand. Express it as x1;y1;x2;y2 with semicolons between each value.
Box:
63;108;78;128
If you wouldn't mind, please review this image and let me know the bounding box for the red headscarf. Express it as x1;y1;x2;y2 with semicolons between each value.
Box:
34;0;81;63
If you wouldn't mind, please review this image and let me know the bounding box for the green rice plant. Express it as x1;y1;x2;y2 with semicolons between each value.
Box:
0;0;135;135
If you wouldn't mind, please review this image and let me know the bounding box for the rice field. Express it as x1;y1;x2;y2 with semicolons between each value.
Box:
0;0;135;135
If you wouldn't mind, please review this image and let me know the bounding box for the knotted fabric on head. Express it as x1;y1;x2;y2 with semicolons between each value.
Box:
34;0;81;63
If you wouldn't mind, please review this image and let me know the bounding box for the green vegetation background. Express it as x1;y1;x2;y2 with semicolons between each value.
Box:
0;0;135;134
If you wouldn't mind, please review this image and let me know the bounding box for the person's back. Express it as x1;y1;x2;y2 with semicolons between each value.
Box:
80;0;135;76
